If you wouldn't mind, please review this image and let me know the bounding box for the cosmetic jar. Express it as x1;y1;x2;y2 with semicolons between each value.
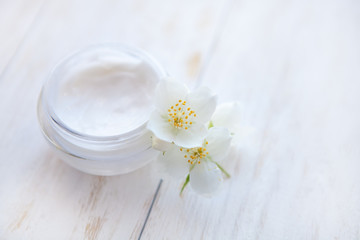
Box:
37;44;167;175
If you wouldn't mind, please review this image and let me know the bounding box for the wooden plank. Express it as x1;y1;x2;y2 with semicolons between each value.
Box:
143;0;360;239
0;0;44;75
0;0;227;239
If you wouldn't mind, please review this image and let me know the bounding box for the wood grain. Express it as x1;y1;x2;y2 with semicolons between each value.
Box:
1;0;360;239
0;0;226;239
142;0;360;239
0;0;44;75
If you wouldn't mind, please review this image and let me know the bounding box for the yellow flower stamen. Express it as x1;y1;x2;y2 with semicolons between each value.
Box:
166;99;198;131
179;145;211;165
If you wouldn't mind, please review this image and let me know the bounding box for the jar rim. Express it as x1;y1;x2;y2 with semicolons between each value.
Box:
40;43;167;142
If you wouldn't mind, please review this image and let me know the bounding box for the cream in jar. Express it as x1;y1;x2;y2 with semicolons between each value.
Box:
38;44;167;175
54;47;157;136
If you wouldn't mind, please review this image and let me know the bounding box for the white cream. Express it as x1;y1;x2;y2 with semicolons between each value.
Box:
53;47;158;136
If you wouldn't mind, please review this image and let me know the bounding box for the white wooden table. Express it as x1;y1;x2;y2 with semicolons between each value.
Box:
1;0;360;239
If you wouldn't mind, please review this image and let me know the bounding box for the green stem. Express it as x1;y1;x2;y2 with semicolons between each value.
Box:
208;120;214;129
180;174;190;196
213;161;231;178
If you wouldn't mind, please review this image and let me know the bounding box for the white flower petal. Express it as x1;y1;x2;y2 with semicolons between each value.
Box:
187;86;217;123
151;136;173;152
211;101;242;134
158;144;189;179
206;127;232;162
173;122;207;148
147;111;175;143
154;80;189;112
190;161;223;196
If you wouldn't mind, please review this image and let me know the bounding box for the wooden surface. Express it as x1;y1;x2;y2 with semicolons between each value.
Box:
1;0;360;239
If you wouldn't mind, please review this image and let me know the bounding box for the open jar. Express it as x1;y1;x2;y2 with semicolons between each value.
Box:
37;44;167;175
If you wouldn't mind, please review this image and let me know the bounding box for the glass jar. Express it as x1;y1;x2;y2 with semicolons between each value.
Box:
37;44;167;175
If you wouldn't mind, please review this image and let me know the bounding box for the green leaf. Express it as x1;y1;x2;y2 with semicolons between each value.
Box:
180;174;190;196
